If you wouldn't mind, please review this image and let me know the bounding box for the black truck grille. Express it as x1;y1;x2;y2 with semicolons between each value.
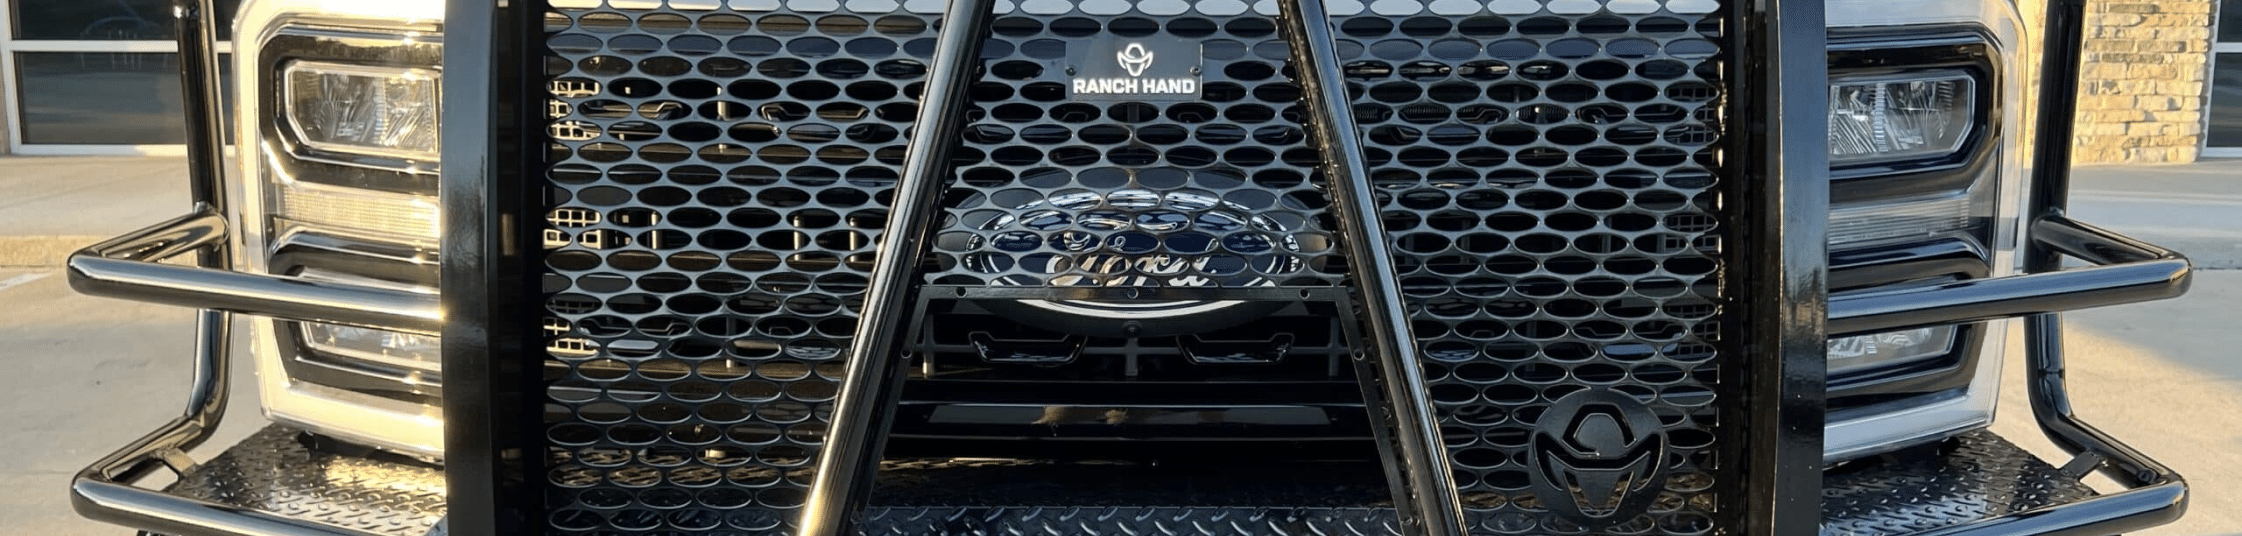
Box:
926;13;1347;290
1340;8;1729;528
538;0;1732;533
540;7;929;530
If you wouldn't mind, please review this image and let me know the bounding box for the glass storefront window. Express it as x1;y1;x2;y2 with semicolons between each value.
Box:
0;0;244;149
11;0;241;41
2223;0;2242;44
14;51;233;145
15;52;182;144
2214;0;2242;149
2211;54;2242;148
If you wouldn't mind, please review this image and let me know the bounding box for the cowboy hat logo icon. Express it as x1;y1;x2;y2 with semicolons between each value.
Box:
1118;43;1154;77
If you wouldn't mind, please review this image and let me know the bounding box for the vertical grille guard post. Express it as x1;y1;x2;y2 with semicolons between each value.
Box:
1731;0;1832;532
440;0;546;534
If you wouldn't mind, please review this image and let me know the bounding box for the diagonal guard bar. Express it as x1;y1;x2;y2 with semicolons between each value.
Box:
797;1;998;534
1274;4;1469;536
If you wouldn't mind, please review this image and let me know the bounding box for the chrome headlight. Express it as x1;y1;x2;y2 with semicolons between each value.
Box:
1819;15;2021;463
237;0;446;458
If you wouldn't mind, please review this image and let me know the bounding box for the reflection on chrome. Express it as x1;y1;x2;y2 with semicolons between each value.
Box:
963;186;1319;321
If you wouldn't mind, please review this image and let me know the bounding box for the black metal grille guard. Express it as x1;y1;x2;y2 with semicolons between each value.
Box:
60;0;2190;535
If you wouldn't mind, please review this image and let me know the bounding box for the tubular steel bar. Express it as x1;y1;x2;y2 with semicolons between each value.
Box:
1822;0;2198;533
440;0;549;534
2015;0;2188;532
66;1;365;535
1813;2;2194;530
68;210;444;335
172;0;235;459
1728;0;1829;533
177;2;227;210
1273;3;1466;535
1827;216;2190;335
796;2;996;534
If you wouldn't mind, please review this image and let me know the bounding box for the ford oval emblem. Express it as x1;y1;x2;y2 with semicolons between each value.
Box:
1529;388;1670;527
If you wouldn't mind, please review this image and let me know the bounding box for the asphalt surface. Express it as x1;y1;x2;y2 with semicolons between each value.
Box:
0;156;2237;534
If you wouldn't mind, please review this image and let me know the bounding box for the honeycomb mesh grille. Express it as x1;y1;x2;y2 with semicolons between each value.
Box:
536;0;1732;533
1336;2;1730;533
539;4;934;533
926;14;1346;289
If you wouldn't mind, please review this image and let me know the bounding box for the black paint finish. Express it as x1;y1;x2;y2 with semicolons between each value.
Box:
799;0;999;533
1726;0;1830;534
1273;2;1464;533
439;0;550;535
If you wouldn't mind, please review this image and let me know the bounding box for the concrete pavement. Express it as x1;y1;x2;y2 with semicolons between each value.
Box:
2071;162;2242;269
0;268;263;535
0;157;189;267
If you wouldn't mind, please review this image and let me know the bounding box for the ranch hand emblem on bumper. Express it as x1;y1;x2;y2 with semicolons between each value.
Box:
1530;388;1670;526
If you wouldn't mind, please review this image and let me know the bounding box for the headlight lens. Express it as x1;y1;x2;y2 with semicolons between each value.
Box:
302;324;442;373
1827;72;1974;165
297;269;441;375
1828;325;1959;375
284;61;441;160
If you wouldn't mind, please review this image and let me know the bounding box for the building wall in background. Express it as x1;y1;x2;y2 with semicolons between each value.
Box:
2072;0;2217;163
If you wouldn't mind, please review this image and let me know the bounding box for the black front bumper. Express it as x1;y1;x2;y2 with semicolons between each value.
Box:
68;189;2193;536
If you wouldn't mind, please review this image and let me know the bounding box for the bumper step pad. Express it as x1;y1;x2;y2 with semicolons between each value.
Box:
164;426;446;536
1821;431;2096;535
171;425;2095;536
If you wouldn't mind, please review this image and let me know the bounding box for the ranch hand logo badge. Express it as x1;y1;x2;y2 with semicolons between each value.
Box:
1118;43;1154;77
1528;388;1671;527
1070;37;1201;101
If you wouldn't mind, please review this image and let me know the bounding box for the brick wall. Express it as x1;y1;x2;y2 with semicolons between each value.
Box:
2020;0;2218;163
